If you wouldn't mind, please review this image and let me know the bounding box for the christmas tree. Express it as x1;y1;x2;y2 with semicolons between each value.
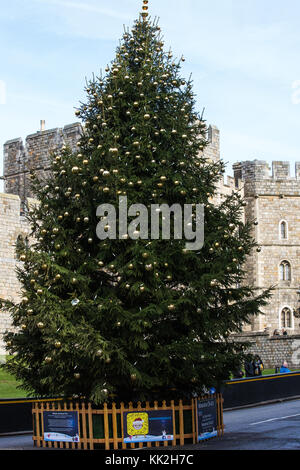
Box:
2;1;270;404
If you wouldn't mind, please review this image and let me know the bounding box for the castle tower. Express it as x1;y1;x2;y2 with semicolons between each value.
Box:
233;160;300;333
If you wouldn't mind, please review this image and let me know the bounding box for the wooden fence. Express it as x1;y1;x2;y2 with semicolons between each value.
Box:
32;394;224;450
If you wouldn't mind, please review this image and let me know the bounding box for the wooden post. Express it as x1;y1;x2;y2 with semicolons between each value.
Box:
120;402;126;450
179;400;184;446
103;402;110;450
171;400;176;447
112;402;118;450
162;401;168;447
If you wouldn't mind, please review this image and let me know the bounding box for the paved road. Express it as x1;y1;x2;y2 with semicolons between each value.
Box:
1;399;300;450
186;398;300;450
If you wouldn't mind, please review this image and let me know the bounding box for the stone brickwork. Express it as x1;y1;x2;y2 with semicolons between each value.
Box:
4;123;83;204
231;332;300;370
0;194;37;354
233;160;300;334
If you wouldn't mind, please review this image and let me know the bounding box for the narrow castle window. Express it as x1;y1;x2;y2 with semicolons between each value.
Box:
281;307;292;329
280;221;288;240
279;260;291;281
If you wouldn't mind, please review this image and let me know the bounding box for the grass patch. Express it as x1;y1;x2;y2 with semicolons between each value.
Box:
0;357;29;399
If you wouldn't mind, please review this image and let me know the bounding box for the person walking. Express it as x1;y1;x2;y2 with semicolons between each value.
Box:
253;356;264;376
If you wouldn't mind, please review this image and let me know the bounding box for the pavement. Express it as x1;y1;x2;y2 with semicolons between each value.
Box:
1;399;300;452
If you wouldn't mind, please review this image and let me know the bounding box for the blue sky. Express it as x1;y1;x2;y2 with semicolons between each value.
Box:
1;0;300;191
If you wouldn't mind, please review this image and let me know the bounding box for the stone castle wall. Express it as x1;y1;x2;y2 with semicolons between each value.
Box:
0;194;37;354
231;332;300;370
4;123;82;203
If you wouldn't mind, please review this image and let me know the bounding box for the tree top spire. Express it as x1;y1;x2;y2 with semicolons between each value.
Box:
141;0;149;20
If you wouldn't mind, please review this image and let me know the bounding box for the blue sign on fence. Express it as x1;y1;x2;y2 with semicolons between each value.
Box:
43;411;80;442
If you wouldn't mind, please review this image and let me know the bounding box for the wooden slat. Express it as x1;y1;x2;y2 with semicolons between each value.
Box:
112;403;118;450
171;400;176;446
120;402;126;450
81;402;88;450
103;403;110;450
179;400;184;446
128;402;135;449
191;398;196;444
87;402;94;450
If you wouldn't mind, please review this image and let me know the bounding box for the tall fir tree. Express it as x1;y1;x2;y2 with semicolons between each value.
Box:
1;1;270;404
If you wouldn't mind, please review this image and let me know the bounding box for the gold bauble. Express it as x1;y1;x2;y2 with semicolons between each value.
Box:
168;304;175;311
54;341;61;349
20;255;26;262
145;264;153;271
71;166;79;174
74;373;80;379
37;322;44;329
96;349;103;357
131;373;137;381
21;324;27;330
45;357;52;364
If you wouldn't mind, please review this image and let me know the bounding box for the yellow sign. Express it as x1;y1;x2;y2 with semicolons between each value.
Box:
126;412;149;436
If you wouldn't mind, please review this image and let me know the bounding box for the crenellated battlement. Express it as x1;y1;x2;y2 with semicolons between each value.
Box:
3;122;83;202
233;160;300;197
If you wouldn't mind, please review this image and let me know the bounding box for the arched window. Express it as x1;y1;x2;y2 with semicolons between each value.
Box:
281;307;292;329
280;221;288;240
279;260;291;281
